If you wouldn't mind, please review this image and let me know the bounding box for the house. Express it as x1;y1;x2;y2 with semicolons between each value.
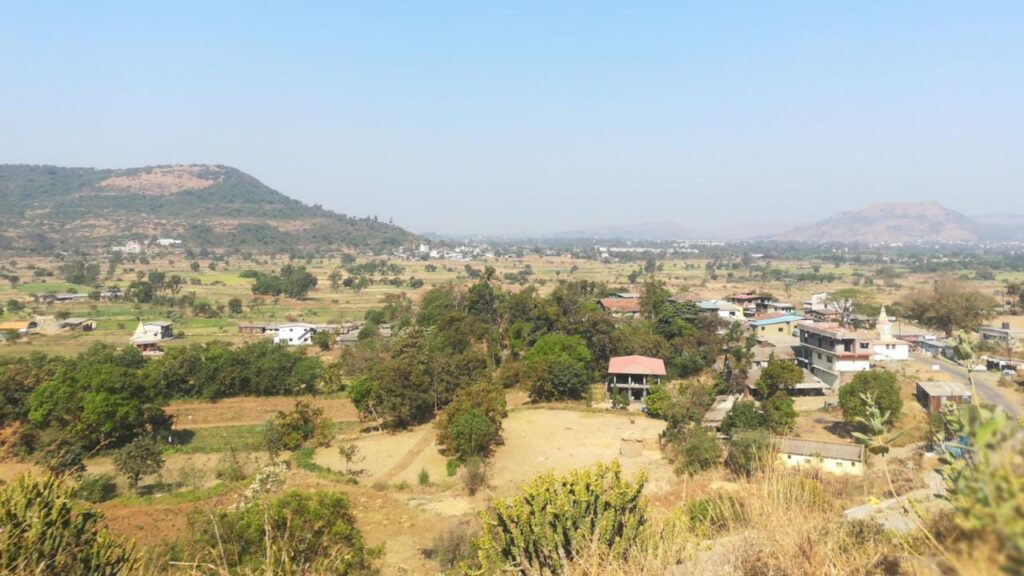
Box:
916;381;972;413
273;323;317;346
607;355;666;403
598;298;642;318
727;293;772;316
58;318;96;332
978;322;1023;346
797;323;873;388
774;437;864;475
132;320;174;341
803;292;830;312
238;322;270;335
751;341;798;369
749;314;805;339
916;338;956;361
766;302;796;314
155;238;183;247
872;307;910;362
36;292;89;304
0;321;37;334
697;300;744;320
805;308;842;323
702;395;739;430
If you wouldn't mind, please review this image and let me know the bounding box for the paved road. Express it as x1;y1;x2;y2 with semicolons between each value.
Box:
910;352;1022;418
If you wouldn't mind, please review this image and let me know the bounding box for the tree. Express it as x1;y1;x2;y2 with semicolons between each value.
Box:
436;383;507;460
264;401;334;451
725;430;772;478
112;436;165;493
721;322;756;393
312;330;333;351
756;355;802;397
828;287;874;327
0;474;138;574
762;393;797;434
338;443;363;473
900;273;998;336
639;276;670;321
523;333;592;402
190;261;200;272
720;400;763;436
328;269;343;291
227;297;243;314
838;370;903;427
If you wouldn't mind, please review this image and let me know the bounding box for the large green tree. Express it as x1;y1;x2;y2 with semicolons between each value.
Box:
901;273;998;336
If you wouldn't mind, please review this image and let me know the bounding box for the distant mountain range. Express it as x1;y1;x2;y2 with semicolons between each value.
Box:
771;202;1024;244
0;164;416;252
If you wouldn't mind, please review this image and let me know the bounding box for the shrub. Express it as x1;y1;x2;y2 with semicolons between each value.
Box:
214;447;249;482
430;523;479;571
839;370;903;426
462;457;487;496
74;472;118;503
0;474;138;574
474;461;646;575
720;400;764;436
725;431;772;478
264;400;335;452
187;490;378;575
418;468;430;486
312;330;333;351
666;426;723;476
762;393;797;434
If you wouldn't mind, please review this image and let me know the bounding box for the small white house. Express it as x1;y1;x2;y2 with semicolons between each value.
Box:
774;437;864;476
273;323;317;346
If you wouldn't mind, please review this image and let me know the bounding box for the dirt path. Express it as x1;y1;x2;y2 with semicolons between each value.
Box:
379;429;435;484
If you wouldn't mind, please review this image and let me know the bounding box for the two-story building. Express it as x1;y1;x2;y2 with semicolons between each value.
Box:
797;323;873;388
607;355;665;403
273;323;318;346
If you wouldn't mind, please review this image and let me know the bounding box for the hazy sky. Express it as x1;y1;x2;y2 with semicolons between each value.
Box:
2;2;1022;236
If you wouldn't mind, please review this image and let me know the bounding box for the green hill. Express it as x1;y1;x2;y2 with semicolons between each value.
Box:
0;164;415;253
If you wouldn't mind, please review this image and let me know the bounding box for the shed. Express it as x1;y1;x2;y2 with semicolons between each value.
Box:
916;381;972;413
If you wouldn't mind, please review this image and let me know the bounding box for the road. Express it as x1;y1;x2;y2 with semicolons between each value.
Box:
910;352;1023;418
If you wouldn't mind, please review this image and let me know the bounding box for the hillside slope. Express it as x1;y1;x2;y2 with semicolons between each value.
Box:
0;164;415;252
772;202;984;244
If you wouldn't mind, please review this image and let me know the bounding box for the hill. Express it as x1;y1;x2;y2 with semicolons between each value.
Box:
0;164;415;253
771;202;985;244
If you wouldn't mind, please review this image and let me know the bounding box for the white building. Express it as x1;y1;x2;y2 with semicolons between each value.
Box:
132;320;174;341
273;323;317;346
774;437;864;476
698;300;744;320
156;238;183;247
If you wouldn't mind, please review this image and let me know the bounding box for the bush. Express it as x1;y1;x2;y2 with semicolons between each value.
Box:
312;330;333;351
187;490;378;575
264;401;335;452
462;457;487;496
418;468;430;486
214;447;249;482
0;474;138;574
725;431;772;478
474;461;646;574
666;426;723;476
74;472;118;503
762;393;797;434
839;370;903;426
720;400;764;436
430;523;479;571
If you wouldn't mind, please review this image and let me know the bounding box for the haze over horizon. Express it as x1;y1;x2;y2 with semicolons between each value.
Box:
2;2;1023;236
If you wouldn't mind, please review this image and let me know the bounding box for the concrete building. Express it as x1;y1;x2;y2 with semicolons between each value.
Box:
132;320;174;341
607;355;666;403
774;437;865;476
598;298;641;318
797;323;873;388
273;323;318;346
749;314;805;339
697;300;744;320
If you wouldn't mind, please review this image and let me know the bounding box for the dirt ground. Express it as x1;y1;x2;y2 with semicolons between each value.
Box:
167;395;360;428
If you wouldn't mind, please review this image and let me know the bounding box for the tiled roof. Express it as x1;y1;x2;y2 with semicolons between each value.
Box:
608;355;666;376
599;298;642;313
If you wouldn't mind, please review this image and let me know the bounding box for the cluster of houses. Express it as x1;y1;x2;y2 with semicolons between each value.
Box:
595;289;1014;476
238;320;393;346
110;238;183;255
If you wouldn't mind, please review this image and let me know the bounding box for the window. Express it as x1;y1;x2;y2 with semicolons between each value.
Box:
859;342;870;349
778;327;783;332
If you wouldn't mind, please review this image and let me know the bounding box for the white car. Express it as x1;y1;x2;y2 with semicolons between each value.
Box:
971;364;988;372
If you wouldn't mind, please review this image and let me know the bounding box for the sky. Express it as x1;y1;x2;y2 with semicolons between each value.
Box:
2;2;1023;236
